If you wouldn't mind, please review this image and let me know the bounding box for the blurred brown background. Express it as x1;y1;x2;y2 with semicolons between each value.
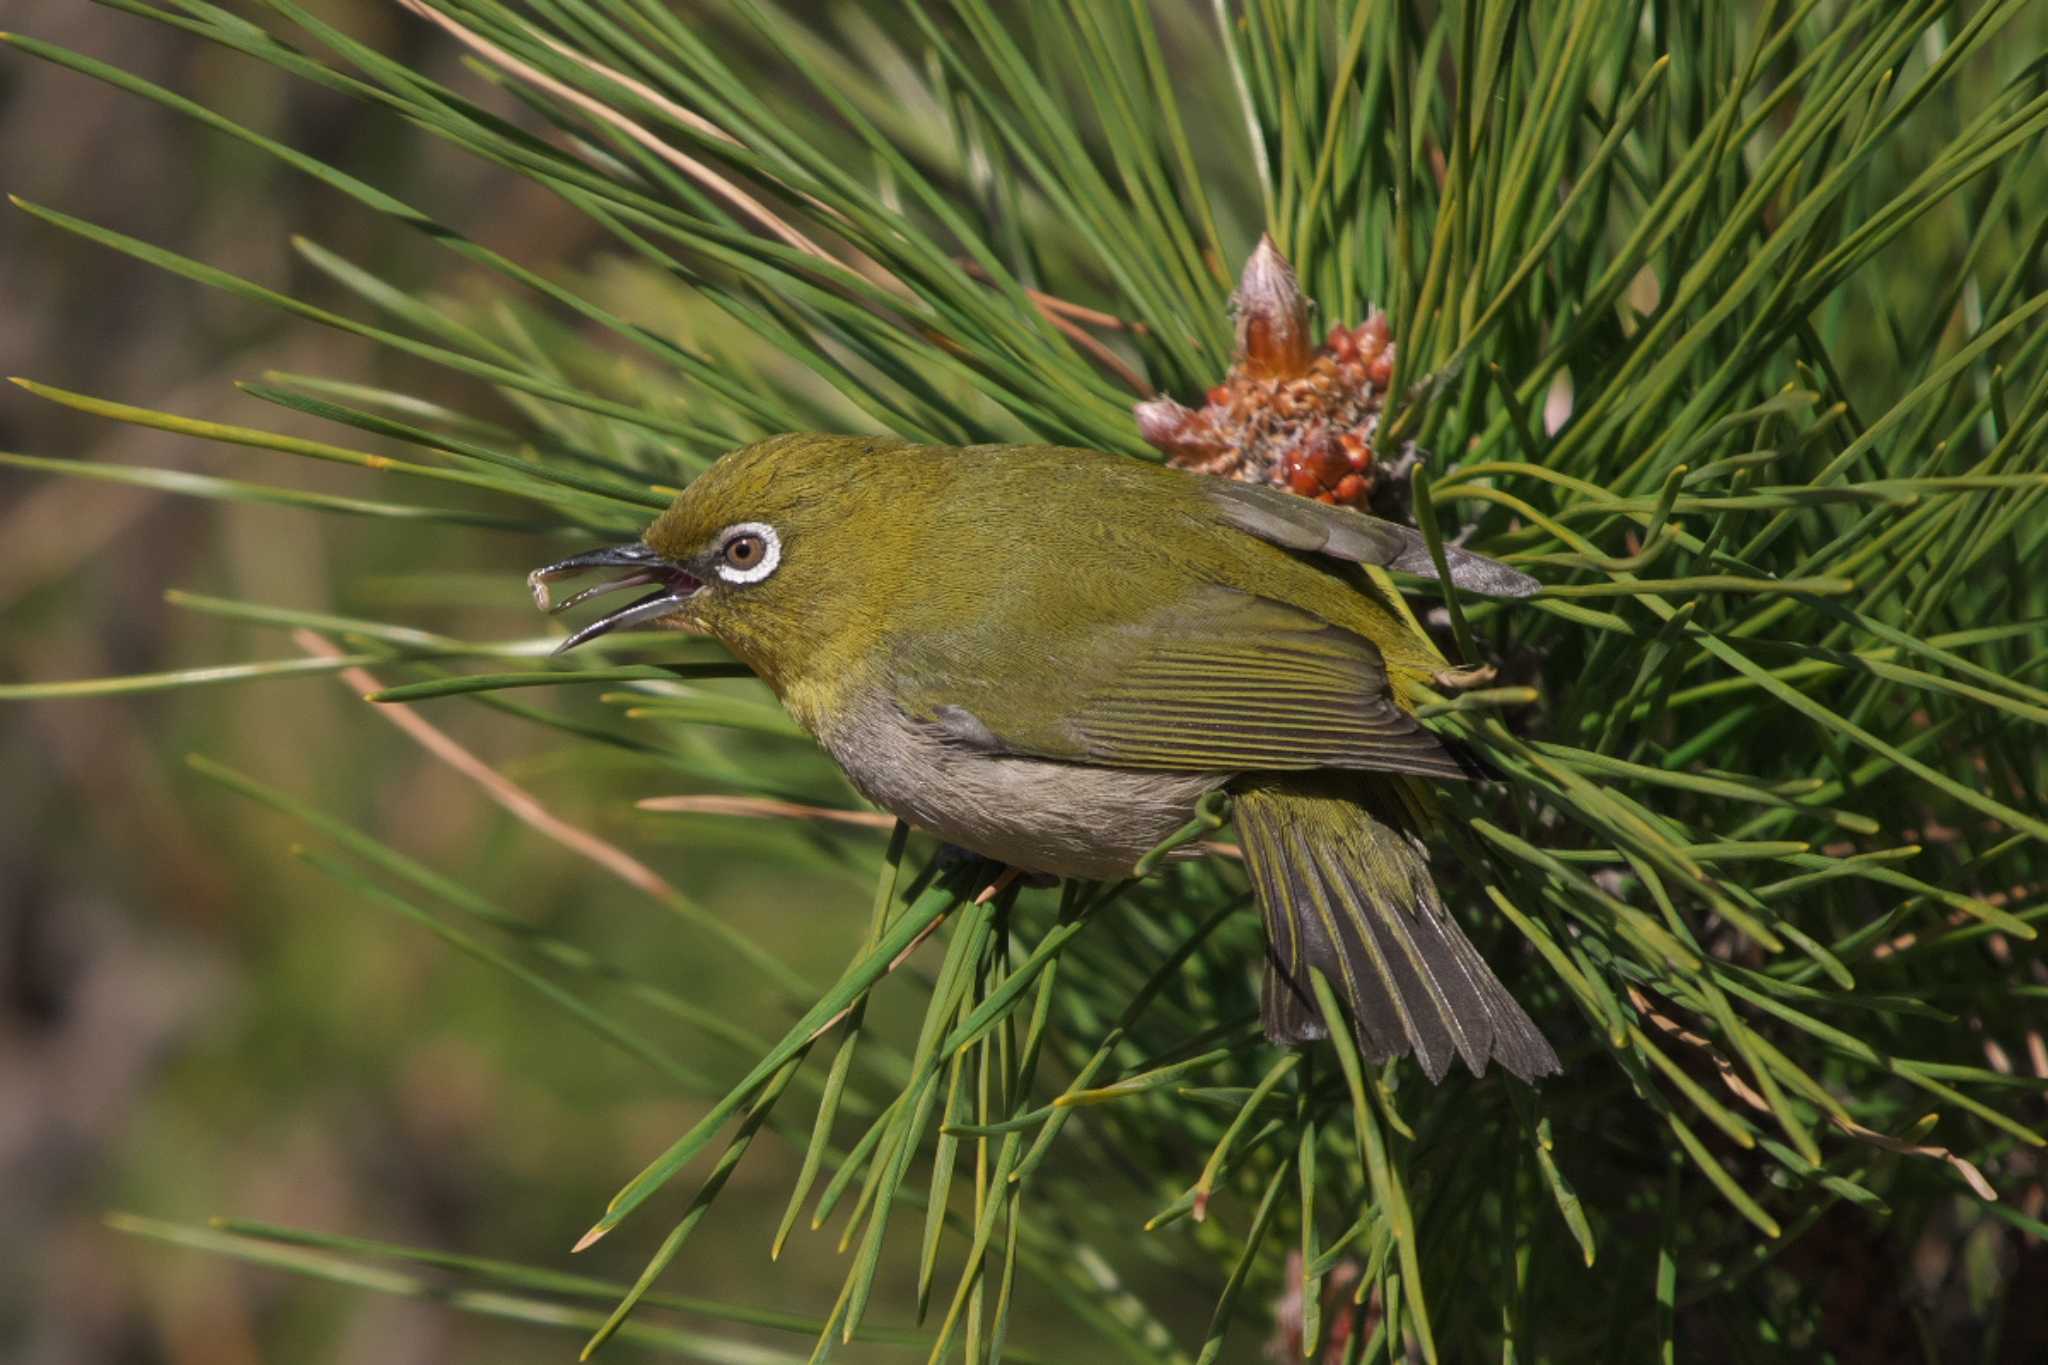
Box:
3;5;913;1361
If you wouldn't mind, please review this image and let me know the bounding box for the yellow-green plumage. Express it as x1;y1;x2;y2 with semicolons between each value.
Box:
652;435;1443;725
539;434;1559;1082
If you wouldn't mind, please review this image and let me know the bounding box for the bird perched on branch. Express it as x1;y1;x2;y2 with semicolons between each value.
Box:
532;434;1559;1082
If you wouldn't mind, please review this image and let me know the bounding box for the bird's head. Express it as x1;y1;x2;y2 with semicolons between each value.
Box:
530;433;917;693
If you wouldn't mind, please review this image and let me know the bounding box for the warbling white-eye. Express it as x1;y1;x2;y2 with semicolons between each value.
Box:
531;435;1560;1082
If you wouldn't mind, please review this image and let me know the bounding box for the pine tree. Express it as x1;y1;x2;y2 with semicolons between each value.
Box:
7;4;2047;1360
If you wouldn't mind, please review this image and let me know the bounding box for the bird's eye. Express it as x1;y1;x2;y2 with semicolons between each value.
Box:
712;522;781;585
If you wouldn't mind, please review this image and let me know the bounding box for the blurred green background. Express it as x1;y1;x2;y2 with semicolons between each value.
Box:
0;5;987;1361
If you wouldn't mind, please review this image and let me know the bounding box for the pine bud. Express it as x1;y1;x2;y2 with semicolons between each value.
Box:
1134;238;1398;510
1234;235;1313;380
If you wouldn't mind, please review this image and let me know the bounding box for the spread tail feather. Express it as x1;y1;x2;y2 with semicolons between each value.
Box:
1234;778;1560;1083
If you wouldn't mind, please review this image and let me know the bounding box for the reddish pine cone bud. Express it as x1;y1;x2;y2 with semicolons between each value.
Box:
1234;235;1313;380
1134;239;1396;510
1133;395;1231;473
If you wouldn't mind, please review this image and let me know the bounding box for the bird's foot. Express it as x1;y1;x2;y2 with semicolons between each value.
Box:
1380;442;1427;486
1432;663;1500;691
1364;442;1428;522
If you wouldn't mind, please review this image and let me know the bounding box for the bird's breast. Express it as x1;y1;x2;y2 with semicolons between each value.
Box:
816;690;1222;879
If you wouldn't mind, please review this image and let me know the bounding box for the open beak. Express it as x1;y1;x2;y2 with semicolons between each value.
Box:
528;543;701;655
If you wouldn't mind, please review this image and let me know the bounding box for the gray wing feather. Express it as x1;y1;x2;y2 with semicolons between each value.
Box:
1207;480;1540;599
928;703;1004;752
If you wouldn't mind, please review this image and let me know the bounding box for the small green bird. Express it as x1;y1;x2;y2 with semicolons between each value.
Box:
532;435;1559;1082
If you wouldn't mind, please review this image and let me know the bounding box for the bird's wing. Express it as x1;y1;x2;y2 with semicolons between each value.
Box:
899;584;1470;780
1204;480;1540;598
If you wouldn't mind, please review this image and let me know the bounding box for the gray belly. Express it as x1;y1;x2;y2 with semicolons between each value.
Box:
817;695;1223;879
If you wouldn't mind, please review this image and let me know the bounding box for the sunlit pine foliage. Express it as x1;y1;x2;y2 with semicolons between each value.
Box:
6;2;2048;1361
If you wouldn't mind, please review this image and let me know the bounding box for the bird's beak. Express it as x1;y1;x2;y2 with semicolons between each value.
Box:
528;543;701;655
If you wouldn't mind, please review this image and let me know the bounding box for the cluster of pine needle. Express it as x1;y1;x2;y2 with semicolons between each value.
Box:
6;2;2047;1361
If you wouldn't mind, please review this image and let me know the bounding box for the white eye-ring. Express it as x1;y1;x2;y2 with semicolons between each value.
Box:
713;522;781;584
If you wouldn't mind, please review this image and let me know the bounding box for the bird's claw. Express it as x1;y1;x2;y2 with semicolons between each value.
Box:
1432;663;1500;691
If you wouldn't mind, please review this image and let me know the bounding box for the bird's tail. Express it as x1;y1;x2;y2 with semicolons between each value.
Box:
1233;776;1559;1083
